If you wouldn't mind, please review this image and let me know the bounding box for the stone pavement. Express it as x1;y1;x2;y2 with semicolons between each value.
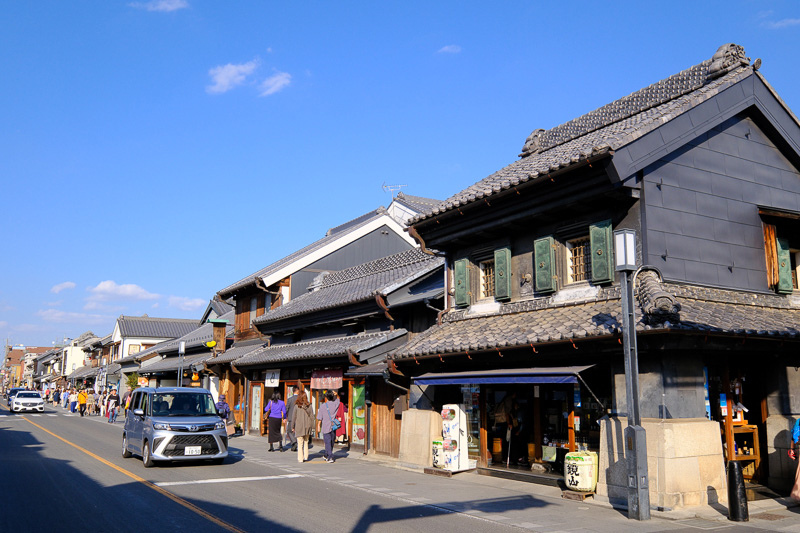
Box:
228;434;800;532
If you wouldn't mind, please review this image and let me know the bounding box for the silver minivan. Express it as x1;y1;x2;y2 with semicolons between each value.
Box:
122;387;228;467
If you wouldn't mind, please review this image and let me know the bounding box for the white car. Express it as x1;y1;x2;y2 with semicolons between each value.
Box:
11;391;45;413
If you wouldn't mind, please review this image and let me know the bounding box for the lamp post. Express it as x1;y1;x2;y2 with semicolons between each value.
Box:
177;341;186;387
614;229;650;521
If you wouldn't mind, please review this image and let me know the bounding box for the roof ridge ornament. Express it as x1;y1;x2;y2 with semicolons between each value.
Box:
706;43;751;81
520;128;545;157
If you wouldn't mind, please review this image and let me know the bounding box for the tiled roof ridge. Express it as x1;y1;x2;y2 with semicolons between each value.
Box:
326;207;386;236
666;281;799;310
410;45;757;225
119;315;198;323
520;61;711;158
319;249;434;288
395;192;441;206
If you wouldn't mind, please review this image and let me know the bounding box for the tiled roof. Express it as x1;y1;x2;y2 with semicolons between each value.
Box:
411;45;757;224
206;340;265;365
116;310;234;364
67;365;100;380
253;249;443;325
235;330;407;367
393;192;442;214
139;353;212;374
117;316;199;339
390;271;799;360
217;209;389;298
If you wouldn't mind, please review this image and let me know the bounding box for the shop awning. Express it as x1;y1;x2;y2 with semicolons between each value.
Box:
412;366;594;385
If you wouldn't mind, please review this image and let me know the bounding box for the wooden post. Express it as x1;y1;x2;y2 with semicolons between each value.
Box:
568;410;576;452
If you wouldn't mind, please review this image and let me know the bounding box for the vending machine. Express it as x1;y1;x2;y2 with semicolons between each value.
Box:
441;404;470;472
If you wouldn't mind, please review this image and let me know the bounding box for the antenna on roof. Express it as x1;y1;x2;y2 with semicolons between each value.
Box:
382;182;408;198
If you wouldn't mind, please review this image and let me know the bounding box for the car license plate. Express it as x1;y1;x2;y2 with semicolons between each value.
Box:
185;446;201;456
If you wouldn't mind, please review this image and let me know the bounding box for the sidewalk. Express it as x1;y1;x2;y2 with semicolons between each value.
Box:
228;435;800;532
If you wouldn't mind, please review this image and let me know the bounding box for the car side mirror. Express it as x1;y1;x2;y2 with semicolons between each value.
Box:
133;408;144;417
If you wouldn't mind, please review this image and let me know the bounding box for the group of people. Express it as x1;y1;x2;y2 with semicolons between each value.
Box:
44;386;122;423
263;386;346;464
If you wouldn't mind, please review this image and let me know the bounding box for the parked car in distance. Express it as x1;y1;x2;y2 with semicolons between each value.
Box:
10;391;45;413
6;387;26;407
122;387;228;468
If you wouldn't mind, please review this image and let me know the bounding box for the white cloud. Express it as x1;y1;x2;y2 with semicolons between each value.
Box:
259;71;291;96
51;281;76;294
36;309;109;325
207;60;259;94
765;18;800;28
169;296;206;311
85;280;160;310
129;0;189;12
437;45;462;54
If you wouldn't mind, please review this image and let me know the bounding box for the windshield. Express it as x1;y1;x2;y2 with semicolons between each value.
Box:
17;392;41;399
152;392;217;417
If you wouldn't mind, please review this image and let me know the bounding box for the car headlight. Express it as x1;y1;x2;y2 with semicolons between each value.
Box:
215;421;225;430
153;423;171;430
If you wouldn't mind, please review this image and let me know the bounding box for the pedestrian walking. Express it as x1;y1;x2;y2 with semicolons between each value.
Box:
52;388;60;407
264;392;287;452
285;385;299;452
99;391;107;418
216;394;234;437
334;391;347;444
790;418;800;501
107;389;120;423
91;389;99;415
78;389;88;417
69;389;78;413
291;392;314;463
62;388;70;409
316;390;341;463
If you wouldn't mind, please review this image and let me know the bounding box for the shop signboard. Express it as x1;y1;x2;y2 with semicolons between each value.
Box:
351;384;366;445
264;370;280;388
311;369;343;390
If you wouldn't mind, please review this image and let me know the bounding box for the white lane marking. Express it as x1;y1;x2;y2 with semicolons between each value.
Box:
47;414;58;417
155;474;303;487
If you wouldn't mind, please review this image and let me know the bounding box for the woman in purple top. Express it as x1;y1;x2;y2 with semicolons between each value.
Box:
264;392;287;452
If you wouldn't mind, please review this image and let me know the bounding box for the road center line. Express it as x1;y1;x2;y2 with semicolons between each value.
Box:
7;406;246;533
156;474;303;487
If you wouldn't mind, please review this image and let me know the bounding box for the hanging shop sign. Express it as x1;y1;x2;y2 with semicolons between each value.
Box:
138;377;149;387
264;370;280;388
311;369;343;390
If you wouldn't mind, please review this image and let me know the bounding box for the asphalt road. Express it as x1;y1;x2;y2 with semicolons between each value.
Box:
0;403;519;533
3;403;799;533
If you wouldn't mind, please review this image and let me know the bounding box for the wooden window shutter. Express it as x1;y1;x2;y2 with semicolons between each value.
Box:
534;236;556;293
776;236;793;294
454;258;470;307
589;219;614;284
763;223;778;288
494;247;512;301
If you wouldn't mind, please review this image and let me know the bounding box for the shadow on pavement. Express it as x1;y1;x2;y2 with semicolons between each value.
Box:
0;424;300;533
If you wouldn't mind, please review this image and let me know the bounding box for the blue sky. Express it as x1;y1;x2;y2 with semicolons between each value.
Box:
1;1;798;349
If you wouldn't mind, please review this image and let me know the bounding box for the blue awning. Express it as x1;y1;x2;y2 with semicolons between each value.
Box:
412;365;593;386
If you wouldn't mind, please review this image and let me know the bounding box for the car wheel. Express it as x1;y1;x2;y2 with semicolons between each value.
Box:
122;434;132;458
142;440;154;468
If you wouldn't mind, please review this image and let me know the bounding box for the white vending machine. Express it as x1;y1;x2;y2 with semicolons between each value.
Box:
441;404;470;472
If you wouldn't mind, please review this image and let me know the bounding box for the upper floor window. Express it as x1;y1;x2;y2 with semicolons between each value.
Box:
567;236;591;284
761;208;800;294
479;259;496;299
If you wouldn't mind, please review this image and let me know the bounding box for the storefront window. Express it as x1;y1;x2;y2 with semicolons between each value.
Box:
460;384;480;468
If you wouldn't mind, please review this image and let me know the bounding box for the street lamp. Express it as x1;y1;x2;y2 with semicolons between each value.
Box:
614;228;650;521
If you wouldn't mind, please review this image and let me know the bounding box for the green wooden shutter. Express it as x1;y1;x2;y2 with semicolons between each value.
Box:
494;247;512;301
534;236;556;294
776;237;793;294
454;258;470;306
589;219;614;284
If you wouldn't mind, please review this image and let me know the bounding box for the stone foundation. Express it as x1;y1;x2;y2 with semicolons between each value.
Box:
597;417;726;509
